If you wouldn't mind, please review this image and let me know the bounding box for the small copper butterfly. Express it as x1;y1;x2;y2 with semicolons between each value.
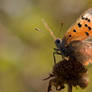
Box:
42;8;92;66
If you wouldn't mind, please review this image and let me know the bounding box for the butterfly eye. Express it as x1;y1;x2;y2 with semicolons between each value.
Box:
56;39;60;44
55;38;62;49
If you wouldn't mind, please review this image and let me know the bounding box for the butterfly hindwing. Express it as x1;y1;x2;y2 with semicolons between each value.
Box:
67;37;92;66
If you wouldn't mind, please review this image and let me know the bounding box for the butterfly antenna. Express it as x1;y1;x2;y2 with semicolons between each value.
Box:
59;21;64;35
34;27;42;32
60;21;64;29
42;19;56;40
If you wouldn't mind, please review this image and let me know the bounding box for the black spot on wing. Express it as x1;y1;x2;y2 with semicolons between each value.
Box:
81;16;85;20
85;18;88;20
73;29;76;32
69;35;71;37
88;26;91;30
84;24;88;27
78;23;82;28
85;32;89;36
88;19;91;22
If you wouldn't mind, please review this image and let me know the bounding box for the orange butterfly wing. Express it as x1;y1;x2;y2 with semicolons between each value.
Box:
63;8;92;45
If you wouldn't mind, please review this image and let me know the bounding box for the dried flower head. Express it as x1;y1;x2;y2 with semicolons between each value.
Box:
44;58;88;92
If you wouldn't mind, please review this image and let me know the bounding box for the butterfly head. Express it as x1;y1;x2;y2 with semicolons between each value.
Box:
55;38;62;50
55;38;68;57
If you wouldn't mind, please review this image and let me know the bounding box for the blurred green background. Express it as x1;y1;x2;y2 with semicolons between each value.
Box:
0;0;92;92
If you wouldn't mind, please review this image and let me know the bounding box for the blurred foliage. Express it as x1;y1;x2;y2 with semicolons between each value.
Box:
0;0;92;92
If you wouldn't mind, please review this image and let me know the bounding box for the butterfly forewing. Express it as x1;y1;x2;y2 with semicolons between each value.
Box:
63;8;92;45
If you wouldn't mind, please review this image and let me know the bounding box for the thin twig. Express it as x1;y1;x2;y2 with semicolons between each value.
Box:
68;84;72;92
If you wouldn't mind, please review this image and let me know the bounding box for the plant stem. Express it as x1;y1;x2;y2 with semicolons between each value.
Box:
68;84;72;92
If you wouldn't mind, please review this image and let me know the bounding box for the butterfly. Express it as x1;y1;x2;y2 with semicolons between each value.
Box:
42;8;92;66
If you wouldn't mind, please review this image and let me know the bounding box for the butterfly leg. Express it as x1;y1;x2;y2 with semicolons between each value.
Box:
54;48;59;51
43;73;54;80
48;79;54;92
53;50;61;64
